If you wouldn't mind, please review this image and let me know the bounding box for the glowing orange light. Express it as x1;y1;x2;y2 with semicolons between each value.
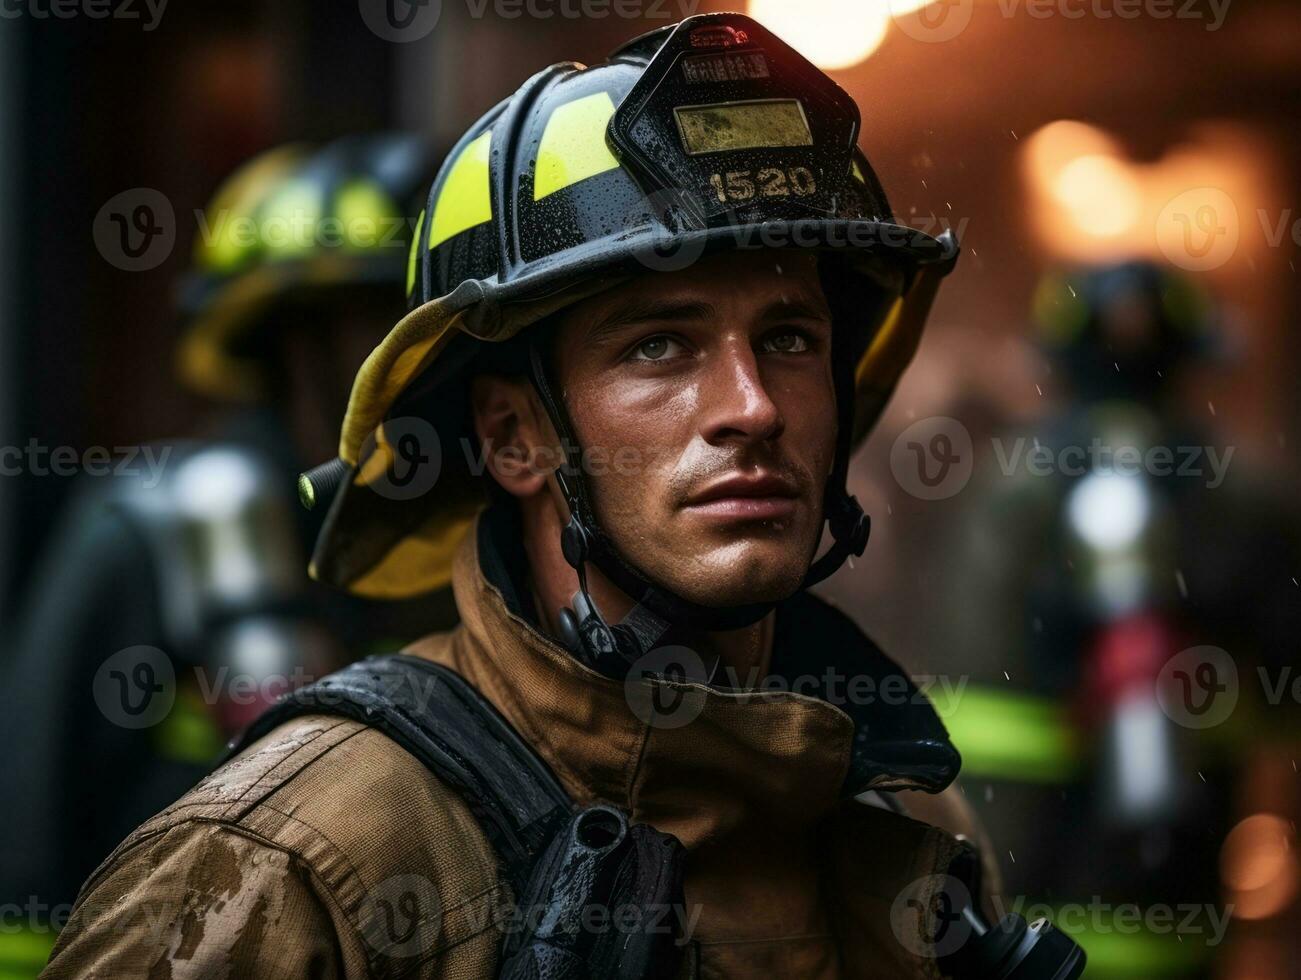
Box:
1221;813;1297;921
1052;155;1143;239
1021;119;1261;269
748;0;891;69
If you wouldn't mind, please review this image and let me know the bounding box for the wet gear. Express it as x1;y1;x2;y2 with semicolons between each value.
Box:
226;653;690;978
227;653;572;896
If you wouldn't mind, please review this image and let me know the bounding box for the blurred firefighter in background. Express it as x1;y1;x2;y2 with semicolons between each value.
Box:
0;133;450;932
944;261;1301;975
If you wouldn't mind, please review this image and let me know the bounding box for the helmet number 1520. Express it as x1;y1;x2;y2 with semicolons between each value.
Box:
708;166;817;204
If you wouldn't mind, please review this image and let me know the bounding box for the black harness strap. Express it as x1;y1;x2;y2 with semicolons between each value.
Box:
221;653;572;893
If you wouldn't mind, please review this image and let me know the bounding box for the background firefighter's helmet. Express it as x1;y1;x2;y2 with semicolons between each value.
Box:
177;133;434;403
1033;260;1214;399
309;13;960;602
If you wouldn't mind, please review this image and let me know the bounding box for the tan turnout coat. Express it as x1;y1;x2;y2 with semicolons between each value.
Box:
43;514;988;979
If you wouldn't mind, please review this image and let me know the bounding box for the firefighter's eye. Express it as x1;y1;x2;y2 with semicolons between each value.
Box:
628;335;687;362
761;329;811;354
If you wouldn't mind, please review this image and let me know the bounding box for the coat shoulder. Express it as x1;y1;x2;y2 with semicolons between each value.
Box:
66;714;506;976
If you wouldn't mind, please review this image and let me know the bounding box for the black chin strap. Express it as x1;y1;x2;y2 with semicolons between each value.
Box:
527;338;869;679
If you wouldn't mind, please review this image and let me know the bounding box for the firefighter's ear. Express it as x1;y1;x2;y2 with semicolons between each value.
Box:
469;374;553;499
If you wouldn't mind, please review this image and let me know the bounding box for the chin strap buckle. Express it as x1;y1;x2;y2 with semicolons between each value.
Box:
830;492;871;556
556;513;662;677
801;490;871;589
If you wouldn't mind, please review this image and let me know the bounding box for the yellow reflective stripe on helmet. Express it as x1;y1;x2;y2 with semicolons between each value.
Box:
407;209;425;296
855;294;906;387
429;130;493;249
533;92;622;201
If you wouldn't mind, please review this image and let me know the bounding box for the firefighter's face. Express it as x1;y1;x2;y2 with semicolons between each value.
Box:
550;251;837;607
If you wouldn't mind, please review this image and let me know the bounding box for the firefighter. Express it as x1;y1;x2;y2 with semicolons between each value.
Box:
41;15;1082;979
0;133;445;931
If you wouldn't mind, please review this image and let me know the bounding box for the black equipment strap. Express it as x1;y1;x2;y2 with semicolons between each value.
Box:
221;653;572;894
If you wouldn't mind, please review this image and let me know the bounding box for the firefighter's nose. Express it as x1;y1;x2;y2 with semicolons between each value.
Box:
699;346;784;446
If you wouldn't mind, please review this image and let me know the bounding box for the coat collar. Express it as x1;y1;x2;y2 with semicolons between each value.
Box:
413;504;959;813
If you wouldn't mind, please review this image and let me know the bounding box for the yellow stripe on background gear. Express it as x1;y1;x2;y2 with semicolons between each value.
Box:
194;144;306;273
429;130;494;249
335;178;399;251
261;178;325;259
533;92;622;201
1033;273;1088;347
407;209;426;296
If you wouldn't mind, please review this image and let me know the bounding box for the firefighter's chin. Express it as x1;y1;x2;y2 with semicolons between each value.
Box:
632;517;819;611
